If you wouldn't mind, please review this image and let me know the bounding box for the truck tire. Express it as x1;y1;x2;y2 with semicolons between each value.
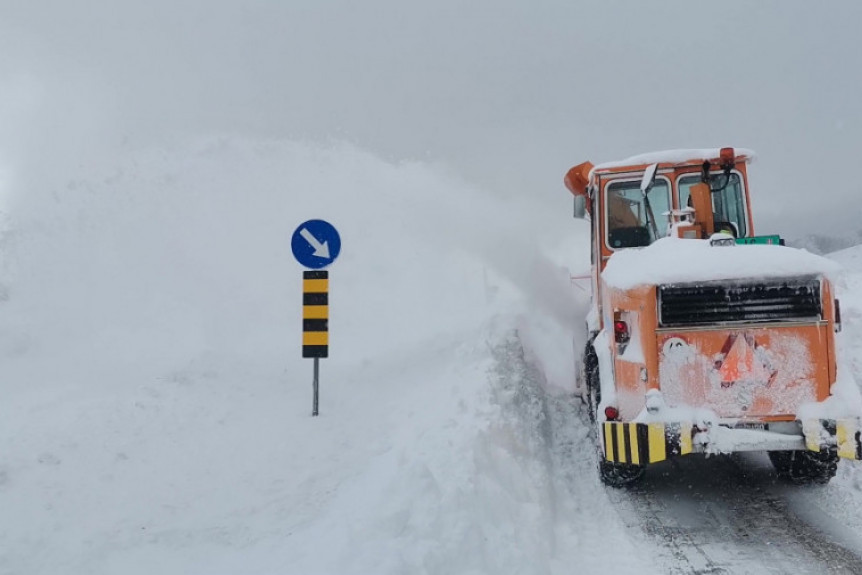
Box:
599;459;646;488
583;344;600;424
586;343;646;487
768;449;838;485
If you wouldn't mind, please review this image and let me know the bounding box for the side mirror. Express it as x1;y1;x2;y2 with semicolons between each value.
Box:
573;195;587;219
640;163;658;194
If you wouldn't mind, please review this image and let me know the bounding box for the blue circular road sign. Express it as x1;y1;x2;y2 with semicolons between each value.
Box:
292;219;341;269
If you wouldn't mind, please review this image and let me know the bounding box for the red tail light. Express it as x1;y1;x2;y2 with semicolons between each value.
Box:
604;406;620;421
614;320;630;344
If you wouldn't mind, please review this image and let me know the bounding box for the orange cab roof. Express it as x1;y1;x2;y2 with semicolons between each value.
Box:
590;147;755;179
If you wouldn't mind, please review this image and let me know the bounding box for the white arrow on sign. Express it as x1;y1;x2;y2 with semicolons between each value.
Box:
299;228;331;259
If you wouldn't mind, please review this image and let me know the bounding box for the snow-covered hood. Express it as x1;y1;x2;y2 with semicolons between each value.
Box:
602;237;840;290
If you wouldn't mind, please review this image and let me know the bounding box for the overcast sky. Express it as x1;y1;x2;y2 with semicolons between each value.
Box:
1;1;860;238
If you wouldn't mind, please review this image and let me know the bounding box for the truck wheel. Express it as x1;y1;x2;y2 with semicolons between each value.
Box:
583;344;600;424
586;343;646;487
768;450;838;485
599;459;646;488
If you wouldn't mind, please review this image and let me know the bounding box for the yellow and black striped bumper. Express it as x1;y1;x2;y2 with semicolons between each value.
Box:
804;419;862;460
602;422;693;465
604;419;862;466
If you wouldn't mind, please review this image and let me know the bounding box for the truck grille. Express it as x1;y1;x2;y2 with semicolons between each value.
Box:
659;276;822;327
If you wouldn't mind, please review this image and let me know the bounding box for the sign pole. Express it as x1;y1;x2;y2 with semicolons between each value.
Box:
312;357;320;416
292;219;340;419
302;268;329;416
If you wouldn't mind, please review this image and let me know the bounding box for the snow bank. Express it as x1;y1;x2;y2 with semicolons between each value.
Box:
787;245;862;545
0;137;649;575
829;243;862;272
602;236;839;290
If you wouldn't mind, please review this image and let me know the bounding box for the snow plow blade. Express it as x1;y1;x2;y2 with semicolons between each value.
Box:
603;419;862;464
601;422;692;464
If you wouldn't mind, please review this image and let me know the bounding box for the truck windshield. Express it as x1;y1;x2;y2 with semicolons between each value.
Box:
678;173;748;237
605;179;671;249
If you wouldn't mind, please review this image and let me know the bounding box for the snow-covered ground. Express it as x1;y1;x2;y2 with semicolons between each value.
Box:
3;139;862;574
0;139;655;575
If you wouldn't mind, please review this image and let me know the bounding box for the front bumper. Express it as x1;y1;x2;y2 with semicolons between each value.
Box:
601;419;862;465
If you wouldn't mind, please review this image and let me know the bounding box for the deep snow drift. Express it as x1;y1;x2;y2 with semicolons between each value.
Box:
0;139;659;574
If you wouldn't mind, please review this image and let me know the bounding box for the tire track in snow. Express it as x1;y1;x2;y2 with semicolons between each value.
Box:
493;333;664;575
608;454;862;574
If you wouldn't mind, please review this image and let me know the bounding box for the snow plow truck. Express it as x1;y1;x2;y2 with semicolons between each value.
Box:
567;147;862;487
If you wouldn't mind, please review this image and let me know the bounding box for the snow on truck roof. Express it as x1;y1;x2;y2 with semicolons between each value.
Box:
602;236;839;290
591;147;756;177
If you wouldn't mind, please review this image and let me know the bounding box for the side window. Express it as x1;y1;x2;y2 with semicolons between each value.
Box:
605;179;671;249
678;173;748;237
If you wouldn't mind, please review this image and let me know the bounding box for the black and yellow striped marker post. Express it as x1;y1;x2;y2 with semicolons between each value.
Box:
303;270;329;416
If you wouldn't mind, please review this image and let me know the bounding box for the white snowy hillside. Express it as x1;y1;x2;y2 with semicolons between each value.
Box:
0;139;663;575
830;244;862;273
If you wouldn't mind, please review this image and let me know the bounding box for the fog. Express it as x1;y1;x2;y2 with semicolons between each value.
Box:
2;1;860;238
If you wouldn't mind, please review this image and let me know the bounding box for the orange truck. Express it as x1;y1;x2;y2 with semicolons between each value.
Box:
566;148;862;486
